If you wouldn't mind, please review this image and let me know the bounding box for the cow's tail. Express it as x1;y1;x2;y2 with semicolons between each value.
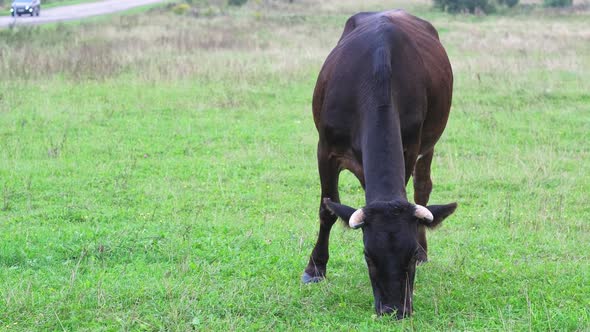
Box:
372;45;393;110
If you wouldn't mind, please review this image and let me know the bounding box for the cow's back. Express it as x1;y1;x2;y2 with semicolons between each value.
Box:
384;11;452;95
386;11;453;150
313;10;452;152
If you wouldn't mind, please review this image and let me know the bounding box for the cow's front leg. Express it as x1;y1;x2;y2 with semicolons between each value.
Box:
302;200;338;283
302;146;340;283
412;149;434;263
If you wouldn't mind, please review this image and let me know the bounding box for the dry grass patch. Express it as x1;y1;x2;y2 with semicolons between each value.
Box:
440;14;590;75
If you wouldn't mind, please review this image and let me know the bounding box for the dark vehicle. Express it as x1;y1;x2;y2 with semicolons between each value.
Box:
11;0;41;17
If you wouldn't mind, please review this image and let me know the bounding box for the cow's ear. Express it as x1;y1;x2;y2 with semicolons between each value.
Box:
323;198;364;229
323;198;357;221
419;203;457;228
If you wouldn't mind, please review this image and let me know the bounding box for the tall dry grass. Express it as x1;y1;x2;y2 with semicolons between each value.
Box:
447;18;590;74
0;0;588;83
0;10;328;81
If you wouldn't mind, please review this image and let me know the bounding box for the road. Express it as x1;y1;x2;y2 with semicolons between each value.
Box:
0;0;165;28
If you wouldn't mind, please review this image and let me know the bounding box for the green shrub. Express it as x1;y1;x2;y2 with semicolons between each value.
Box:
434;0;520;13
543;0;572;7
499;0;519;7
171;3;191;15
433;0;495;13
228;0;247;6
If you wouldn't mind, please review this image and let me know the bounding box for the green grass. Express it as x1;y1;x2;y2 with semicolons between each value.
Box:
1;1;589;330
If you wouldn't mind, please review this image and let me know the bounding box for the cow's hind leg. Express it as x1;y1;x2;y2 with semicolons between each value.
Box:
413;149;434;263
302;147;340;283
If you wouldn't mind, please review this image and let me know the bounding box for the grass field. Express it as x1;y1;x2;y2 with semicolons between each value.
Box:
1;0;589;330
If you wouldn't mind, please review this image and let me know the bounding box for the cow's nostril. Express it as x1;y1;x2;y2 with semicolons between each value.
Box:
378;305;395;316
377;304;413;319
396;309;408;320
397;307;413;320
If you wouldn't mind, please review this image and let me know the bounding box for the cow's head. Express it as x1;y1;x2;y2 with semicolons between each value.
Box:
323;198;457;319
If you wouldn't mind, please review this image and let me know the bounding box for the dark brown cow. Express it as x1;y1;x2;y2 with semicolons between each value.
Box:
302;10;458;318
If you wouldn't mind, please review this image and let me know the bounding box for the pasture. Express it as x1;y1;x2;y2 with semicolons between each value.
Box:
1;0;589;330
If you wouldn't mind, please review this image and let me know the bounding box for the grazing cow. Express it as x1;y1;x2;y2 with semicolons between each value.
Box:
302;10;458;318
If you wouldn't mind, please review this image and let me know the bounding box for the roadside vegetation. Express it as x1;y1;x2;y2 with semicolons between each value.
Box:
0;0;589;330
433;0;581;14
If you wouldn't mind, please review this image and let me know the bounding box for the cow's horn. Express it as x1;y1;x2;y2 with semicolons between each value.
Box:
414;205;434;222
349;209;365;229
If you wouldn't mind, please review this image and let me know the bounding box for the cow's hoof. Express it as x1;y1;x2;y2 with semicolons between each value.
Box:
302;272;325;283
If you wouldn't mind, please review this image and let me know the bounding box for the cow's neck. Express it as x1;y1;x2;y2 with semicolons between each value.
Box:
361;105;407;204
